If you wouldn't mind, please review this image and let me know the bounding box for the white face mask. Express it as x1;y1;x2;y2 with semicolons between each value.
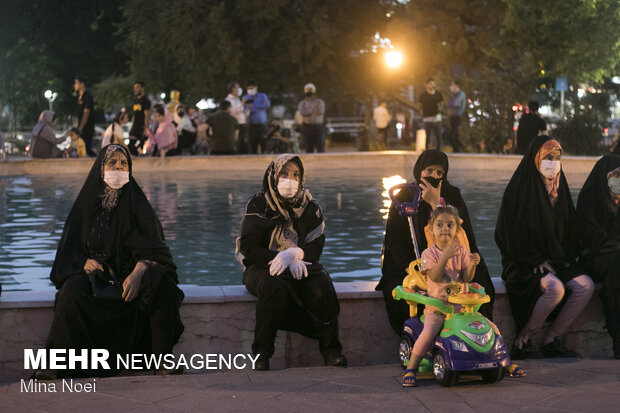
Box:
247;88;257;96
277;178;299;199
539;159;561;179
609;177;620;195
237;88;243;97
104;171;129;189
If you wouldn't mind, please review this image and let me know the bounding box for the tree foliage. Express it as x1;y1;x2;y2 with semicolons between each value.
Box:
1;0;619;154
0;0;126;126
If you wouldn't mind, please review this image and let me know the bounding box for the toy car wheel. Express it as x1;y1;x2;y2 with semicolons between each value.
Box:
433;350;458;387
480;367;505;383
398;335;414;369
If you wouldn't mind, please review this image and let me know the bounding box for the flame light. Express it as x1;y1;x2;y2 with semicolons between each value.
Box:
380;175;407;219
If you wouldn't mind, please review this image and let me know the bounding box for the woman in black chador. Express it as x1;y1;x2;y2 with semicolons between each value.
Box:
495;136;594;360
377;150;495;334
238;154;346;370
576;154;620;358
36;144;184;379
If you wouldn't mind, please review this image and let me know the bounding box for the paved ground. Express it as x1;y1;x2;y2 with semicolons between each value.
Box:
1;358;619;412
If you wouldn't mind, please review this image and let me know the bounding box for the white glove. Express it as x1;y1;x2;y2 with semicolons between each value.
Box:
289;259;310;280
269;247;304;276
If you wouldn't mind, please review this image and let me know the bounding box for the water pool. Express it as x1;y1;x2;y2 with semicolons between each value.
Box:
0;168;586;291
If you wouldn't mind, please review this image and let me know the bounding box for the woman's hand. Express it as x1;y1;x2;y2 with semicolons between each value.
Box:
269;247;304;276
289;260;312;280
535;260;556;276
419;178;442;208
122;262;149;302
83;259;103;274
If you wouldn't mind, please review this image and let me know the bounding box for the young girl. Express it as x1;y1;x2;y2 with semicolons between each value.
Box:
66;127;86;158
402;205;484;386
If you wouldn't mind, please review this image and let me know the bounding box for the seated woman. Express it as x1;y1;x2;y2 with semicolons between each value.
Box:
576;154;620;358
238;154;346;370
30;110;68;158
146;104;178;157
377;149;495;335
35;144;184;379
495;136;594;359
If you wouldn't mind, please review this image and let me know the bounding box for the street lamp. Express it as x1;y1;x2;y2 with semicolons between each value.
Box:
385;50;403;68
44;89;58;111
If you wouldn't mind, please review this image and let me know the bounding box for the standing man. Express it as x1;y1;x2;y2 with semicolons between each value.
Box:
244;81;270;154
298;83;326;153
446;80;466;152
373;100;391;147
74;76;96;157
516;101;547;154
206;100;239;155
129;81;151;156
417;78;443;150
225;81;247;154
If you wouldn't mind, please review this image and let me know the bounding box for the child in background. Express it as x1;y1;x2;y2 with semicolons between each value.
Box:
402;205;519;386
66;127;86;158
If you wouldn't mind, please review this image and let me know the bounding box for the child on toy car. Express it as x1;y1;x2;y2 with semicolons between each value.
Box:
402;205;509;386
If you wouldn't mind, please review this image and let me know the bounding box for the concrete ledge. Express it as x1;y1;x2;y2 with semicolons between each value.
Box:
0;279;612;381
0;281;382;309
0;152;601;177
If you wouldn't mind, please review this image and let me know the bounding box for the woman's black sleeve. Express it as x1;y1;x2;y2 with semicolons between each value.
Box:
301;201;325;262
239;224;279;267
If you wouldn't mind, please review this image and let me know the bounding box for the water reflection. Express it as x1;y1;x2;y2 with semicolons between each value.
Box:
380;175;406;219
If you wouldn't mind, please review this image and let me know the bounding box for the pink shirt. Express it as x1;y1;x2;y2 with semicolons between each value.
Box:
421;244;470;301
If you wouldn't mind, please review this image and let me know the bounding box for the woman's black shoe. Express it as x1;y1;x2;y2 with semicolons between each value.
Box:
324;353;347;367
542;337;580;358
511;340;544;360
254;357;270;371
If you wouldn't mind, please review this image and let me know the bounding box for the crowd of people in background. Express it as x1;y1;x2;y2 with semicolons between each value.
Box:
27;77;332;159
20;75;620;160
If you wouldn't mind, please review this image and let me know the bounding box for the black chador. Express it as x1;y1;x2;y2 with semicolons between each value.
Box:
44;144;184;377
577;154;620;358
495;136;582;333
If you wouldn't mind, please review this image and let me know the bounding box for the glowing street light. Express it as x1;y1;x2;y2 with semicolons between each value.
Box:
385;50;403;68
44;89;58;111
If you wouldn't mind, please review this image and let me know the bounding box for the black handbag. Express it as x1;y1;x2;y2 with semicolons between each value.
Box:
89;266;123;301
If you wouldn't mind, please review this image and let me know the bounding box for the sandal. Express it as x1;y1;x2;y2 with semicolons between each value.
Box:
402;369;417;387
506;363;526;378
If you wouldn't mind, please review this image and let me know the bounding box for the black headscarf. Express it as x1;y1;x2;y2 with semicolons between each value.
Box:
50;144;176;288
576;154;620;254
495;135;579;275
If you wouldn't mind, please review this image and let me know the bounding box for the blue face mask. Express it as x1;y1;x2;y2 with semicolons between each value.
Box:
609;176;620;195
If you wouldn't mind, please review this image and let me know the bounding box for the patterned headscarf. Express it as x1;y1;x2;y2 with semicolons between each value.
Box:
262;154;311;221
100;144;131;210
534;138;562;206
